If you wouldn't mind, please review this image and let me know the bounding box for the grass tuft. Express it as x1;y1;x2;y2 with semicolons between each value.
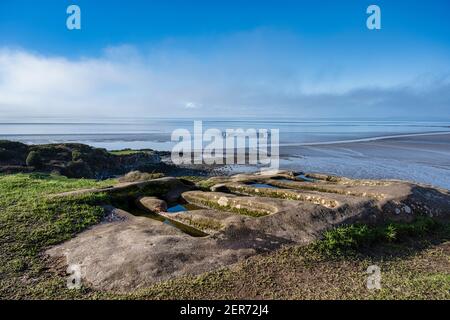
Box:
316;217;443;256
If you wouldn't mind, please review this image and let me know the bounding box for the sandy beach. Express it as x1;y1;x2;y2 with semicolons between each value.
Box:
280;133;450;189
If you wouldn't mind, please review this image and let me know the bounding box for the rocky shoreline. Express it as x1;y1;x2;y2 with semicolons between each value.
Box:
0;140;212;179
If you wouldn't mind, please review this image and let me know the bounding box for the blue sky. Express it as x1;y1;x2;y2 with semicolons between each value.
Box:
0;0;449;119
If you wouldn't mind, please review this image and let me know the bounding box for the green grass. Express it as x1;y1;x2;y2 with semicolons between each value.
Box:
180;216;224;231
0;173;116;299
316;217;444;256
179;176;207;183
109;149;149;156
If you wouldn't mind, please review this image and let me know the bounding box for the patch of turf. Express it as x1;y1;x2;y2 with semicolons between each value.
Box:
0;173;115;299
179;176;207;183
316;217;444;256
180;216;223;231
109;149;150;156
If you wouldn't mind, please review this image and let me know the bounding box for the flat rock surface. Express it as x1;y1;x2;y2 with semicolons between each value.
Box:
46;208;273;291
46;171;450;292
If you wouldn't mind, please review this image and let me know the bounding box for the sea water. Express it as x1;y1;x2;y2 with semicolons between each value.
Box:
1;118;450;150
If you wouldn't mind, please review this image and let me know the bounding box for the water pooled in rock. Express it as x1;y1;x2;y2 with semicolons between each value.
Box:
121;204;207;237
167;203;203;213
295;174;316;182
167;204;187;213
247;183;279;189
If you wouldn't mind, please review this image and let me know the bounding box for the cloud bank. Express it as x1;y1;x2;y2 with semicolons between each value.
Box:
1;30;449;119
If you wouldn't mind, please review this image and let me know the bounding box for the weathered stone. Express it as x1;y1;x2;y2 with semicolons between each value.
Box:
118;171;164;183
182;191;279;217
46;171;450;292
46;206;287;292
52;177;193;202
159;209;237;234
137;196;167;213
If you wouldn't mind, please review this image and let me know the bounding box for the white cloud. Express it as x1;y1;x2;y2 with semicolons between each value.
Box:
0;30;449;119
185;102;201;109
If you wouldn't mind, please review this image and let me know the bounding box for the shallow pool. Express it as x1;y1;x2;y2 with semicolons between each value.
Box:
247;183;279;189
167;204;187;213
167;203;203;213
295;174;316;182
121;204;207;237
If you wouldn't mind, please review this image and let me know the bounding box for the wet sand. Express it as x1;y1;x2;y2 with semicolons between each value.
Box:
279;133;450;190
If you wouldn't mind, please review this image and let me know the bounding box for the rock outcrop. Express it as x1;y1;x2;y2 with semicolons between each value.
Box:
0;141;161;179
137;196;168;213
45;171;450;292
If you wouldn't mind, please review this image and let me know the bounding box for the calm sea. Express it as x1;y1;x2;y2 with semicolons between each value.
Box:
1;118;449;151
